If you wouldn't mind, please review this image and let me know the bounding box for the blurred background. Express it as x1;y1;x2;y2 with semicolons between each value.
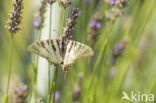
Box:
0;0;156;103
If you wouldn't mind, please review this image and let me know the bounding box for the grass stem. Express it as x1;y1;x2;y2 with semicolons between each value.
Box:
30;28;42;103
47;81;54;103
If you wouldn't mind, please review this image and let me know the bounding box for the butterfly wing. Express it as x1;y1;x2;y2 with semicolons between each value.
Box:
27;39;62;65
64;40;94;67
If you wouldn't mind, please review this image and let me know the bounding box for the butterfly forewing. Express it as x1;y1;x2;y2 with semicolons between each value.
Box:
64;40;94;66
27;39;62;65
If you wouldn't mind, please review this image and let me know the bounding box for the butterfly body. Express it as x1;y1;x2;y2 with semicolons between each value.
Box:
60;37;67;62
27;39;94;76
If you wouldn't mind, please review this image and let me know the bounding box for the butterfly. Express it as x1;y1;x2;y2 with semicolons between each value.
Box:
27;37;94;76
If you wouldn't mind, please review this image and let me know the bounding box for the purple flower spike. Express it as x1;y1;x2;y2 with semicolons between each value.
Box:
33;20;41;28
96;22;102;29
78;11;81;17
90;20;96;27
85;0;91;4
110;0;116;6
114;44;121;51
55;91;60;101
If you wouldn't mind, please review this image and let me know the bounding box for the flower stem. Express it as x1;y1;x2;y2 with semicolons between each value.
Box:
47;67;58;103
48;4;52;94
4;34;14;103
35;29;42;83
62;9;66;33
52;67;58;103
30;28;42;103
87;22;114;99
38;28;42;41
48;64;51;93
49;4;52;39
47;81;54;103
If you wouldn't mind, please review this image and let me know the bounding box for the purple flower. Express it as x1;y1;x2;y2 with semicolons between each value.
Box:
96;22;102;29
33;20;41;28
114;44;121;51
110;0;116;5
90;20;96;27
85;0;91;4
113;43;124;58
78;11;81;17
55;91;60;101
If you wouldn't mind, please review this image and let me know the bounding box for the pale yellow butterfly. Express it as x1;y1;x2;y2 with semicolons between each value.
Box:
27;38;94;76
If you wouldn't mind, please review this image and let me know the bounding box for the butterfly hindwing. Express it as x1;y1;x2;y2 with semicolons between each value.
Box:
27;39;62;65
64;40;94;66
